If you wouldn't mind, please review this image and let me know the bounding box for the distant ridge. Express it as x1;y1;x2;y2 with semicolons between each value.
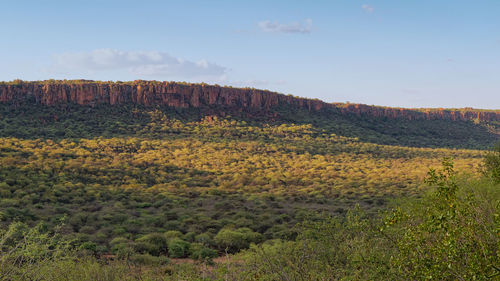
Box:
1;80;499;121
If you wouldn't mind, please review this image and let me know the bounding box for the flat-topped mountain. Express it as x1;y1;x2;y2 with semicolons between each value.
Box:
1;80;499;122
0;80;498;278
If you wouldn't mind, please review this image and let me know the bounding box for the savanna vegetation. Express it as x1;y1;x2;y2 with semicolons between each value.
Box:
0;100;498;280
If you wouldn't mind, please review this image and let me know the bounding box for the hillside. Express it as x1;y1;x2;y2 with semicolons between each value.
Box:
1;80;499;121
0;80;499;149
0;80;498;270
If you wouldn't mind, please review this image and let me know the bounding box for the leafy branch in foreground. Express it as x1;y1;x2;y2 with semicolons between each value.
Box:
483;142;500;183
0;221;73;280
235;158;500;281
385;158;499;280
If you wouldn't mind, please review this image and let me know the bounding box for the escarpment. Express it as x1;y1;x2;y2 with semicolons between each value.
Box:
0;81;325;111
335;103;500;122
0;80;498;122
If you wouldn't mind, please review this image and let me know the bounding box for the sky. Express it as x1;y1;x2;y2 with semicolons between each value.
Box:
1;0;499;109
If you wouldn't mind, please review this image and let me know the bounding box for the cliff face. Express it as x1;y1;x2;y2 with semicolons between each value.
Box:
0;81;326;110
0;81;499;122
335;103;500;122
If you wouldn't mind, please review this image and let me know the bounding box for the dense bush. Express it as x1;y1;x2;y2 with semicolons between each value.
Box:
214;228;263;253
484;143;500;183
188;242;218;261
167;238;191;258
135;233;168;256
228;159;500;280
0;157;498;280
0;100;498;279
0;222;72;280
0;113;487;256
386;159;499;280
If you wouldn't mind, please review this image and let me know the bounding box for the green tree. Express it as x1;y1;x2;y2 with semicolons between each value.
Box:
483;142;500;183
384;158;500;280
167;238;190;258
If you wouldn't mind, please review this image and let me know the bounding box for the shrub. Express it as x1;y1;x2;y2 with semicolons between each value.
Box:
189;242;218;261
483;142;500;183
164;230;183;240
0;222;74;280
79;241;98;253
135;232;168;256
194;232;215;246
109;237;134;257
384;159;500;280
214;227;263;253
183;231;196;242
167;238;190;258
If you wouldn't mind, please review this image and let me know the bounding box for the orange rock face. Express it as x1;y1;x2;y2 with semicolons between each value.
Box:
336;103;500;121
0;81;499;122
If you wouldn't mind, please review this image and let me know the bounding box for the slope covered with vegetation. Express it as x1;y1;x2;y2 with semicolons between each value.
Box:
2;155;499;280
0;83;499;280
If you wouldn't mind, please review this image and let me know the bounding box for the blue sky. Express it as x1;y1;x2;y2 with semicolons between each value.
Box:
2;0;499;109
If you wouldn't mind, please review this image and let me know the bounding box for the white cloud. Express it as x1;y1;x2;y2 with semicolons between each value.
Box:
258;19;312;34
51;49;227;80
362;4;374;13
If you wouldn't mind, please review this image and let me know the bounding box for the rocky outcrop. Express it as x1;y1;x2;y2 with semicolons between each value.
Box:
334;103;500;122
0;81;327;111
0;80;498;122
